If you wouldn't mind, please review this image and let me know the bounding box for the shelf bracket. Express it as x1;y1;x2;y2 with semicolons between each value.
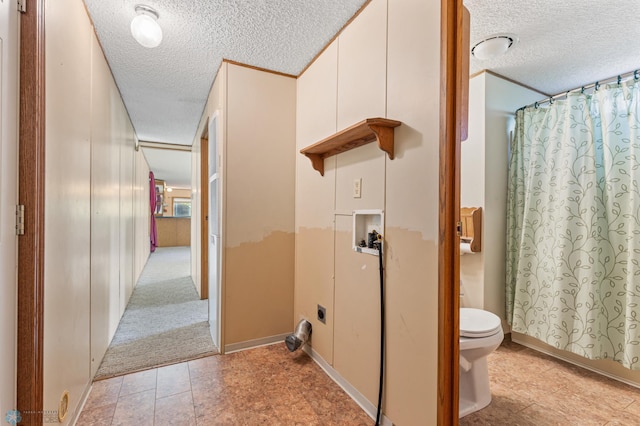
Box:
369;124;395;160
304;153;325;176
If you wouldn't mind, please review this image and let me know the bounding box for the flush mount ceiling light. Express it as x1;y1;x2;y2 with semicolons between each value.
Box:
131;4;163;48
471;34;518;60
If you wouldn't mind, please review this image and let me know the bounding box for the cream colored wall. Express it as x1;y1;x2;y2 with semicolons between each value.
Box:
90;33;125;377
295;41;338;363
44;0;92;420
295;0;441;423
194;63;296;349
461;72;542;325
460;74;486;308
223;64;296;345
134;148;151;282
44;0;148;422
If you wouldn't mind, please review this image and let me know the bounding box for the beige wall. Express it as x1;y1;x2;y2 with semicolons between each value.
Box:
195;62;296;349
460;72;542;328
295;0;441;423
43;0;149;422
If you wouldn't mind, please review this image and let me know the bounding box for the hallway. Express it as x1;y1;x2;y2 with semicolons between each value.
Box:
95;247;216;380
78;344;372;425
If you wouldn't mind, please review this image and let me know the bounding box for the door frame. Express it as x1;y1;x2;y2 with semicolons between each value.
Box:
200;126;209;300
17;0;463;423
205;112;223;352
17;0;46;423
438;0;464;424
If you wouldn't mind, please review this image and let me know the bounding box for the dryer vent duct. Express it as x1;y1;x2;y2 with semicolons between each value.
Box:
285;319;312;352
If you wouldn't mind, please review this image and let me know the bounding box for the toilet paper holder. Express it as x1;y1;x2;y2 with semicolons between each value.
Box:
460;207;482;253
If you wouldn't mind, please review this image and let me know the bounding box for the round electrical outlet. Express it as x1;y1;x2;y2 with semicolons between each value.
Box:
317;304;326;324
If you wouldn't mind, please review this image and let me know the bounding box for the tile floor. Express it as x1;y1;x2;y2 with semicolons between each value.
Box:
79;336;640;425
461;336;640;425
77;343;372;425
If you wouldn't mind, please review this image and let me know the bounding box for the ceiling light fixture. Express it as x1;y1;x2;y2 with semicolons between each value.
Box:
131;5;163;48
471;34;518;60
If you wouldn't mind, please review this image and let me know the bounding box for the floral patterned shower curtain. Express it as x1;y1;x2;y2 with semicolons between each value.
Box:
506;78;640;369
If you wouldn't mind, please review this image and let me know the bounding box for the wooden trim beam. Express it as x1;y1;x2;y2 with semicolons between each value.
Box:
200;136;209;300
138;140;192;152
222;59;297;79
17;0;46;423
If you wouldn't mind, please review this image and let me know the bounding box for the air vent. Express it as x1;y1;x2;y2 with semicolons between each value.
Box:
58;390;70;422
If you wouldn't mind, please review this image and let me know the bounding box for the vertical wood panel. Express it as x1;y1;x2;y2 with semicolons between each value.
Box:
17;0;46;422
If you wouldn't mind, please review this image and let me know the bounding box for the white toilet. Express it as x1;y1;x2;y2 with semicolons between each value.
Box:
459;307;504;418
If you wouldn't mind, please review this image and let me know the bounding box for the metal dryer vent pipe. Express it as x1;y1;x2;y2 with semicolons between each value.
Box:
285;319;312;352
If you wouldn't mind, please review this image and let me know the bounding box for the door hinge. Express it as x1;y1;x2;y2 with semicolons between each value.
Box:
16;205;25;236
456;221;462;237
17;0;26;13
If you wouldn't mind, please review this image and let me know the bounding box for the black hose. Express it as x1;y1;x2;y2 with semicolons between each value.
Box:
375;242;385;426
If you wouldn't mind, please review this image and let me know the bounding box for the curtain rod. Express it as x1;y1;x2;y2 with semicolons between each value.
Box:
518;68;640;111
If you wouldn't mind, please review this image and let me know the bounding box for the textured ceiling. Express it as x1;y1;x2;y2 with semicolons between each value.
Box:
85;0;640;187
465;0;640;96
84;0;367;147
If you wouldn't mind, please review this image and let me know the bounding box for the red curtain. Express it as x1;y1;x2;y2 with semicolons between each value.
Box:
149;171;158;252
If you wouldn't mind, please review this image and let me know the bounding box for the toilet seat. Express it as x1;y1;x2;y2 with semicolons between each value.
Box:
460;308;502;338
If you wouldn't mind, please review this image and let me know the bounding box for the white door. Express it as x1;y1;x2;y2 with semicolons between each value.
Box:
0;0;20;418
207;115;221;349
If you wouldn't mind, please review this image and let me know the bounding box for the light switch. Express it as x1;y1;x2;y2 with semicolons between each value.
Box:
353;178;362;198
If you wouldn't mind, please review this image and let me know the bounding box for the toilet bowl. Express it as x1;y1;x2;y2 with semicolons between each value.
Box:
459;308;504;418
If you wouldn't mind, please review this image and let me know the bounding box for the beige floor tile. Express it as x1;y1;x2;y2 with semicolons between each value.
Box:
155;391;196;426
463;336;640;425
75;403;116;426
111;389;156;426
120;368;157;397
157;362;191;399
83;376;123;411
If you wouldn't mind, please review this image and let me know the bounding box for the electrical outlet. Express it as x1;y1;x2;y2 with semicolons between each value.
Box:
317;304;326;324
353;178;362;198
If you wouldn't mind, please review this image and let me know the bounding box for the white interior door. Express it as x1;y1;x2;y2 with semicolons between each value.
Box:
207;115;221;349
0;0;19;418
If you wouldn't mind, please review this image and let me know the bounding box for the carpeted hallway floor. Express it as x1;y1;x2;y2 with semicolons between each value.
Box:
94;247;217;380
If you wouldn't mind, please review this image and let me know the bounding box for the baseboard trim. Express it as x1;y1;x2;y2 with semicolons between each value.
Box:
69;381;93;425
303;345;393;426
511;333;640;390
224;333;290;354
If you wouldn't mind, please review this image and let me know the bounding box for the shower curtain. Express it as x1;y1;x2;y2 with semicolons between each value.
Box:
506;78;640;369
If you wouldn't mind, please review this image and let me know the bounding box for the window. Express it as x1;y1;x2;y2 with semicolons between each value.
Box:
173;198;191;217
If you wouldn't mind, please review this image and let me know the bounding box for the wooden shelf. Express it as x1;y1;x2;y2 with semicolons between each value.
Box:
300;117;402;176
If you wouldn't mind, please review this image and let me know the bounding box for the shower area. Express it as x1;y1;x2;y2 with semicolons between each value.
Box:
506;72;640;372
